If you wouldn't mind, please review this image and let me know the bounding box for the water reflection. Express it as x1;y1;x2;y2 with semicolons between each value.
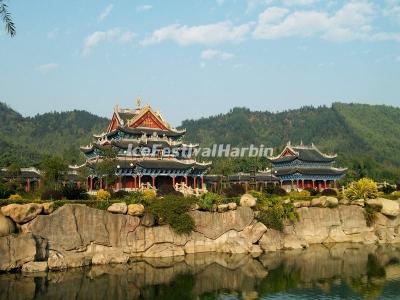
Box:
1;243;400;300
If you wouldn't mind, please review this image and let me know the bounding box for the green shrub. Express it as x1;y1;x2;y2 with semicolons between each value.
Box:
289;190;311;198
223;184;245;198
124;191;147;205
96;189;111;200
379;185;396;195
305;188;319;196
157;184;183;197
197;192;223;211
257;206;285;231
255;197;298;231
364;205;378;227
345;178;378;200
111;190;130;199
167;213;195;235
41;189;63;200
0;183;14;199
265;185;287;196
8;194;23;201
321;188;338;196
62;184;89;200
148;195;196;234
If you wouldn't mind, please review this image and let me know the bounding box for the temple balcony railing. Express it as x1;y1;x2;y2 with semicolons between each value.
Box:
272;160;334;169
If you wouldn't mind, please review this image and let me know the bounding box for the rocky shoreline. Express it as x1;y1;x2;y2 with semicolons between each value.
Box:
1;197;400;273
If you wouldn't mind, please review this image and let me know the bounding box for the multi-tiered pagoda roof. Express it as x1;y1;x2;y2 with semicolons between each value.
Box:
269;142;346;190
79;101;211;191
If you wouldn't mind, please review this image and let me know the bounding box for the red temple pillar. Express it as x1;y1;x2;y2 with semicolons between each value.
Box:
312;180;315;189
152;176;156;188
26;179;30;193
138;176;142;188
302;179;305;189
201;176;204;187
119;176;122;190
193;177;197;189
86;177;89;191
291;180;294;189
296;180;300;189
324;180;327;189
134;176;137;189
172;176;176;187
38;179;42;189
184;176;188;186
90;177;93;191
77;181;81;189
334;180;337;189
100;177;103;190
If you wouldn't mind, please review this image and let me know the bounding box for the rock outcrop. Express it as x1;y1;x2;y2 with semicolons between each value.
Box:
189;207;254;239
1;201;400;272
0;233;46;271
1;203;43;224
0;212;16;237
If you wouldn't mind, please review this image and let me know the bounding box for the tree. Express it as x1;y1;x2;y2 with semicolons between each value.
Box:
0;0;16;37
40;156;68;189
95;148;118;187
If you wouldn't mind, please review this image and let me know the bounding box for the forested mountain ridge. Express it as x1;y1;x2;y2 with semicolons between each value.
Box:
0;102;109;166
0;102;399;182
181;103;400;181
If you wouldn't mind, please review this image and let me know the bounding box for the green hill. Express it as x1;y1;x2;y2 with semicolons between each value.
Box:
0;102;399;182
181;103;400;182
0;102;109;166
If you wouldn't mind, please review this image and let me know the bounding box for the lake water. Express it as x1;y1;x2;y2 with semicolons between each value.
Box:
1;243;400;300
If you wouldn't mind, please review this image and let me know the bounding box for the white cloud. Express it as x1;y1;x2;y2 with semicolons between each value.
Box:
119;31;136;43
98;4;114;21
216;0;225;6
136;4;152;12
141;21;251;46
253;1;400;42
282;0;318;6
83;28;135;55
383;0;400;23
47;28;59;39
201;49;235;60
36;63;59;74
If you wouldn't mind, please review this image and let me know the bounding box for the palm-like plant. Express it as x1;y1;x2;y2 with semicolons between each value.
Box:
0;0;15;37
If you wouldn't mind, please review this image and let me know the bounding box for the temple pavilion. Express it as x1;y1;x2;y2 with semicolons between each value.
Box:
269;142;346;191
78;100;211;192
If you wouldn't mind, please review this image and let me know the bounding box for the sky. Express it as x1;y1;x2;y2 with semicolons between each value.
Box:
1;0;400;126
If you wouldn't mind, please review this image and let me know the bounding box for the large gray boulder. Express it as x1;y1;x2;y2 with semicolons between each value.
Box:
240;194;257;208
380;199;400;217
127;204;144;216
0;233;43;271
23;204;140;252
1;203;43;224
107;202;127;214
189;207;254;239
0;212;16;236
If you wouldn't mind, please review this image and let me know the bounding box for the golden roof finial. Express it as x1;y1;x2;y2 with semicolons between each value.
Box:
136;96;141;108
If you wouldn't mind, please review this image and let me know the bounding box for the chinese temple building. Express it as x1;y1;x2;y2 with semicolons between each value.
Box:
269;142;346;191
0;167;42;193
78;100;211;192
